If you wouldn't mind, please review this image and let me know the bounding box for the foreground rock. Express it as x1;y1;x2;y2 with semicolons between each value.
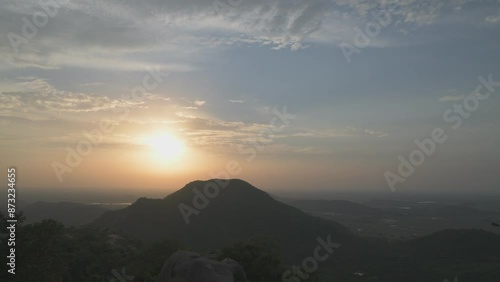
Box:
159;250;248;282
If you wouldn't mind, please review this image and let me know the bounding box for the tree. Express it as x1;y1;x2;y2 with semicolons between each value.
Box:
16;219;70;282
218;237;287;282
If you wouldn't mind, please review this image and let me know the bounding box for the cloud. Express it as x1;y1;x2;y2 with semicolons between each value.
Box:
290;127;388;138
0;79;120;114
194;100;206;106
363;129;389;138
173;114;291;150
3;49;196;72
292;132;315;137
334;0;467;26
79;82;103;87
1;0;488;72
0;0;330;70
439;95;465;102
0;78;168;120
485;11;500;24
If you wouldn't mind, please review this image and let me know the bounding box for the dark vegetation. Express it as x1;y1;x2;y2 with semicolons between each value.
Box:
1;179;500;281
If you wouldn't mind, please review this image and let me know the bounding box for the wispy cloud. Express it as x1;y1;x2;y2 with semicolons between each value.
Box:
1;0;490;72
485;10;500;24
439;95;465;102
0;78;169;120
291;127;388;138
194;100;206;106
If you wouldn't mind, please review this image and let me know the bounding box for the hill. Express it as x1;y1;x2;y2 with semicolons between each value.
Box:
90;179;500;281
91;179;353;260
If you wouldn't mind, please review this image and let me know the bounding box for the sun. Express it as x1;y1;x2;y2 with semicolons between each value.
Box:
144;133;186;164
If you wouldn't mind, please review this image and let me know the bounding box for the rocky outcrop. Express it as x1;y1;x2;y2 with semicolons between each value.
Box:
158;250;248;282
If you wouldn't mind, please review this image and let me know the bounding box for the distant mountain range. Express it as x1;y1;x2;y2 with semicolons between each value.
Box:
12;179;500;281
21;201;108;226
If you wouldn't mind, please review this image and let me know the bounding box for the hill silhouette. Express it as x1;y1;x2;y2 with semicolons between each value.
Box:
92;179;353;260
89;179;500;281
6;179;498;281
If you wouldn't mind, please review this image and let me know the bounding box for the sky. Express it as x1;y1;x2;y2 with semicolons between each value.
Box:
1;0;499;196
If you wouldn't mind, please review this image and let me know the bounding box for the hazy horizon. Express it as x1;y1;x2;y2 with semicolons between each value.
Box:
10;179;500;207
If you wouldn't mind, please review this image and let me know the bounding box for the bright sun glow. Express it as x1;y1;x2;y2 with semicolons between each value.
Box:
144;133;186;164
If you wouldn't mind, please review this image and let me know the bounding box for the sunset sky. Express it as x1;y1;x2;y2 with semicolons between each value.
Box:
1;0;499;195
